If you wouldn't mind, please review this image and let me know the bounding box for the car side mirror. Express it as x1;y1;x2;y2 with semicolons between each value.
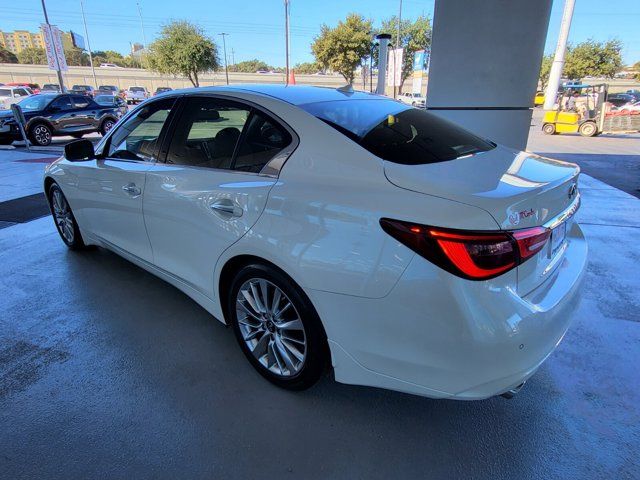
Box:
65;139;95;161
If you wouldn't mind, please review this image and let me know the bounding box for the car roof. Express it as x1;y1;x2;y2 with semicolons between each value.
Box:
166;84;387;106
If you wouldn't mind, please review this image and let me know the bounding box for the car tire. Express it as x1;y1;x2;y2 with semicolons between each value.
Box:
542;123;556;135
29;123;52;146
100;118;116;136
228;263;328;391
47;183;86;250
579;121;597;137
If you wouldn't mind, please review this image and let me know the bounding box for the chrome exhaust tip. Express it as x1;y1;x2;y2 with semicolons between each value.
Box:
500;382;526;399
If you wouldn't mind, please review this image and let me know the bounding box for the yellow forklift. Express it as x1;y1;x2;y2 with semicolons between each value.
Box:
541;84;639;137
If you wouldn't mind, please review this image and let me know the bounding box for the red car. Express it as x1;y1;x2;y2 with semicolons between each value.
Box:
6;82;40;94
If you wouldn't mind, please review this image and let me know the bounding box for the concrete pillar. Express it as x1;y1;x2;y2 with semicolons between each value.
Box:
426;0;553;150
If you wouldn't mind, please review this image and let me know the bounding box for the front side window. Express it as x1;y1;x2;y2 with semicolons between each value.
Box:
50;96;73;111
166;97;250;169
106;98;175;162
18;95;51;111
300;99;495;165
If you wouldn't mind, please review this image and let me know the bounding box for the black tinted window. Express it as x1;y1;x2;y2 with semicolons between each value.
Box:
167;97;250;169
233;112;292;173
50;96;73;110
107;98;175;161
300;99;494;164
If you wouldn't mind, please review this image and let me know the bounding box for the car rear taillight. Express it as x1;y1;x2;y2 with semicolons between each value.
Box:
380;219;551;280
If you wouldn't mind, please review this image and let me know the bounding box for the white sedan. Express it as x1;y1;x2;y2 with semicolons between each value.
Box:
44;85;587;400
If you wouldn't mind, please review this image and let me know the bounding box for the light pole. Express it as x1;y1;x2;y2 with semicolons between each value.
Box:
394;0;403;98
219;33;229;85
40;0;64;91
543;0;575;110
136;2;147;48
284;0;290;84
80;0;97;89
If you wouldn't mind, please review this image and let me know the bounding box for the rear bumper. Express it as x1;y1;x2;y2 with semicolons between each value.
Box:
312;222;587;400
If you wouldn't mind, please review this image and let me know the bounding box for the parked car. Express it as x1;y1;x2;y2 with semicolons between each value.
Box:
99;63;121;68
43;85;586;400
124;86;149;104
154;87;173;96
69;85;95;97
606;93;635;108
6;82;40;94
0;86;33;110
618;101;640;112
41;83;62;93
398;92;426;108
94;94;128;116
96;85;121;97
0;93;124;146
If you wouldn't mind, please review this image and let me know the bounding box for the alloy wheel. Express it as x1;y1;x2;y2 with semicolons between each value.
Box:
33;125;51;145
235;278;307;377
51;189;74;243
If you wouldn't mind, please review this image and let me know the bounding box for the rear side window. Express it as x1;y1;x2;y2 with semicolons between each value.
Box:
300;99;495;165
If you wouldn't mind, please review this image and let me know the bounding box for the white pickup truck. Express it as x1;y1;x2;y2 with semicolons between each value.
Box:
124;86;149;105
398;92;426;108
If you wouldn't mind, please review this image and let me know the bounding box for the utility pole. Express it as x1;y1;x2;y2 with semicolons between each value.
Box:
219;33;229;85
136;2;147;48
80;0;97;89
40;0;64;91
394;0;403;98
284;0;290;84
543;0;575;110
231;48;235;66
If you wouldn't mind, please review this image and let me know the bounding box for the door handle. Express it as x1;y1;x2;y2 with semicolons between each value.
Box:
210;200;242;218
122;183;142;196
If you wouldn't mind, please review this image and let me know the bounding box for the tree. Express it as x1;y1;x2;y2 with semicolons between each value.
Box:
146;21;219;87
538;54;553;90
378;15;431;91
293;62;320;74
312;13;372;84
0;47;18;64
17;47;47;65
563;39;623;79
64;47;89;66
229;59;271;73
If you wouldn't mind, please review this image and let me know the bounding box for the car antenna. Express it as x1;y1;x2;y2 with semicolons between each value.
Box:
336;84;354;95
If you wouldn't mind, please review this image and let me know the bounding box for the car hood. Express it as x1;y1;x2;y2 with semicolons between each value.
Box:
383;145;580;229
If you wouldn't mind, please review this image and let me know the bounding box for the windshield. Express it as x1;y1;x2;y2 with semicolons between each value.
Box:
99;86;117;91
300;99;495;165
18;95;52;111
42;84;58;90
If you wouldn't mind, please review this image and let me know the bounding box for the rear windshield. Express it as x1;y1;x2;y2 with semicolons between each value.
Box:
130;87;145;92
299;99;495;164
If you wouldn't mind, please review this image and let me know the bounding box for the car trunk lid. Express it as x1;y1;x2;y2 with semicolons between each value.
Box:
383;146;580;292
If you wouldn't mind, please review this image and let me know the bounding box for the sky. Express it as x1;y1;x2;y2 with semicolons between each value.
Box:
2;0;639;67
